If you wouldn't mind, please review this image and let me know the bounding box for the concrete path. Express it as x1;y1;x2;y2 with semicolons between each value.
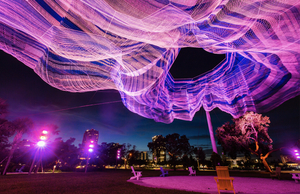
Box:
128;175;299;194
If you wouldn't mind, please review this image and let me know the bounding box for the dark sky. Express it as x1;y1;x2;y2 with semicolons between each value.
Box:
0;49;299;158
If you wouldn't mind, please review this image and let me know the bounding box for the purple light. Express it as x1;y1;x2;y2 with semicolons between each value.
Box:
117;149;121;159
37;141;46;147
88;148;93;152
295;153;299;156
0;1;300;123
294;150;298;152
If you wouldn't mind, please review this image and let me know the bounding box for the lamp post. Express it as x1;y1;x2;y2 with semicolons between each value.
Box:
116;148;121;169
294;149;300;159
85;141;94;173
29;130;48;175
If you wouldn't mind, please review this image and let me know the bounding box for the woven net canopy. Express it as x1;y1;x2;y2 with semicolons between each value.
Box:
0;0;299;123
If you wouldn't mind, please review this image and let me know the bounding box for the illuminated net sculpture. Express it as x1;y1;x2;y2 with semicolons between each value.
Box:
0;0;299;123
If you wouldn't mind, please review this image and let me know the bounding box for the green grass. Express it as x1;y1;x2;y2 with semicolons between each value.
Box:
0;169;205;194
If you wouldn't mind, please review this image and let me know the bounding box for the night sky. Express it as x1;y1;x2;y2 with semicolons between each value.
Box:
0;49;299;158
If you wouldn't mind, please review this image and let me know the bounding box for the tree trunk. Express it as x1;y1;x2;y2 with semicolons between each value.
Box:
259;147;285;173
2;145;16;175
2;132;22;175
260;155;272;172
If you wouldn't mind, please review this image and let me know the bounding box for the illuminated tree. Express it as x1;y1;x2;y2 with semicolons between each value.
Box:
216;112;275;172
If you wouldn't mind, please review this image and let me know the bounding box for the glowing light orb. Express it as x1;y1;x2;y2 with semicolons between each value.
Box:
0;1;300;123
88;148;93;152
37;141;46;147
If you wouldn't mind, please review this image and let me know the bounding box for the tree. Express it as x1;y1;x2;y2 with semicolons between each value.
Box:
98;142;123;166
125;144;140;167
49;137;80;171
147;135;166;164
3;117;34;175
165;133;192;170
194;147;206;169
216;111;275;172
0;99;12;167
0;98;8;118
216;122;250;159
210;152;222;169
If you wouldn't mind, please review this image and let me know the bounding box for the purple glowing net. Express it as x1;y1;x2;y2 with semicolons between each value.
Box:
0;1;299;123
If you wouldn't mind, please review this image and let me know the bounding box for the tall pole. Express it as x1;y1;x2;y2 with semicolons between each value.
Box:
205;110;218;153
29;149;38;175
85;152;90;173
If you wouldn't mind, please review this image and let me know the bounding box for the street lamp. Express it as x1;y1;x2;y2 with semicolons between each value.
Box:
37;141;46;147
116;148;121;169
37;130;48;147
29;130;48;175
88;144;94;152
117;148;121;159
85;140;94;173
294;149;300;159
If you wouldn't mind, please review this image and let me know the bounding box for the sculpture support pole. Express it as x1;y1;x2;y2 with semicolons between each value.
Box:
205;110;218;153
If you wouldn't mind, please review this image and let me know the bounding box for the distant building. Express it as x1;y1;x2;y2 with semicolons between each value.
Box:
80;129;99;159
152;135;166;163
82;128;99;146
140;151;148;161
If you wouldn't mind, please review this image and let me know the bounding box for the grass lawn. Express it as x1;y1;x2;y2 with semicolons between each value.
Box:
0;169;204;194
0;169;294;194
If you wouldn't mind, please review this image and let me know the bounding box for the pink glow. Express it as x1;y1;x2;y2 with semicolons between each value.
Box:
0;1;299;123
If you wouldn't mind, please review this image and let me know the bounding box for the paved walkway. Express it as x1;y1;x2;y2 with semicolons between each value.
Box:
128;176;299;194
